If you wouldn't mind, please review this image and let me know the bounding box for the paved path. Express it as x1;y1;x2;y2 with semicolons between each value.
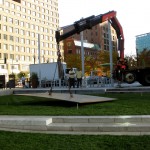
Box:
0;115;150;135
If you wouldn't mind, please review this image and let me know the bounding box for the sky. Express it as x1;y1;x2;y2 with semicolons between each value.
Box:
58;0;150;56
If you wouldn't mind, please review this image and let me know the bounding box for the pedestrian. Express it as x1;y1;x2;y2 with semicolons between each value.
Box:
68;68;75;88
21;76;26;88
76;68;82;88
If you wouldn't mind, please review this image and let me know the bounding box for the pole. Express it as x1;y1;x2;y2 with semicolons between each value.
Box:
108;21;114;87
38;34;41;87
81;31;84;77
38;34;41;64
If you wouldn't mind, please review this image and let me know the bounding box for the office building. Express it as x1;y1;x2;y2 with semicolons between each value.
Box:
136;32;150;54
0;0;61;80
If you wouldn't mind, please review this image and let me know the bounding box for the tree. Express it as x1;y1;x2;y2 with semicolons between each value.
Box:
64;54;81;69
125;55;137;69
137;48;150;67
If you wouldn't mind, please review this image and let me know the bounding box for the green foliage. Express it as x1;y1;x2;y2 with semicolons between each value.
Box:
125;55;137;69
64;54;81;69
30;72;38;80
137;48;150;67
17;71;29;79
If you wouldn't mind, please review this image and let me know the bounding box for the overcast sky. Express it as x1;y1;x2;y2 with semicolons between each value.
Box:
58;0;150;56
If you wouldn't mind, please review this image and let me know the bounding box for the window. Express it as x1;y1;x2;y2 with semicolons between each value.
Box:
21;55;25;61
27;2;31;7
20;21;24;27
16;37;19;42
50;36;53;41
0;0;4;4
27;56;30;61
9;18;13;23
21;38;25;43
16;46;19;52
3;34;7;40
32;11;36;16
10;45;14;51
21;47;25;52
16;6;21;11
26;31;30;36
10;54;14;60
3;26;7;31
31;24;34;29
68;50;72;54
26;23;30;28
20;30;24;35
9;27;13;33
15;28;19;34
31;40;35;45
3;44;8;50
10;35;14;41
27;9;31;15
15;19;19;25
26;39;30;44
5;2;10;7
31;32;35;37
22;8;26;13
3;16;7;22
26;47;30;53
35;26;39;30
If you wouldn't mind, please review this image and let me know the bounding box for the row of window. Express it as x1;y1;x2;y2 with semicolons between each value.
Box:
1;33;54;42
1;43;58;54
0;53;58;63
2;12;58;23
1;21;51;33
76;49;98;56
5;0;58;11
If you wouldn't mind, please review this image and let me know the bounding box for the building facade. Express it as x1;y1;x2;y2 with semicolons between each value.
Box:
136;32;150;54
0;0;62;80
63;21;118;52
64;37;100;58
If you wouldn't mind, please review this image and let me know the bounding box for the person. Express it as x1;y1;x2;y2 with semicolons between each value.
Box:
76;68;82;88
21;76;26;88
68;68;75;88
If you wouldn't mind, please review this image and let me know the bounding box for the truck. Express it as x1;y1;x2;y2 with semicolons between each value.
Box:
55;10;150;86
29;62;67;81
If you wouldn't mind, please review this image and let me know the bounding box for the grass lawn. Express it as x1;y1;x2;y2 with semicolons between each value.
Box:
0;131;150;150
0;93;150;149
0;93;150;115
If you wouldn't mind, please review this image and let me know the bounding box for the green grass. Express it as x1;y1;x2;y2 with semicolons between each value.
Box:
0;131;150;150
0;93;150;115
0;93;150;149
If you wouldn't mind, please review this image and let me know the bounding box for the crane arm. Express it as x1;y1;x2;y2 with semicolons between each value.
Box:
55;10;124;58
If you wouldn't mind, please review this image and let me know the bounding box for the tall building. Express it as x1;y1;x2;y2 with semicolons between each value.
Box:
136;32;150;54
0;0;61;80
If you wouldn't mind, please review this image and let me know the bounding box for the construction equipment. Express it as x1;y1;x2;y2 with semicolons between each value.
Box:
56;10;150;86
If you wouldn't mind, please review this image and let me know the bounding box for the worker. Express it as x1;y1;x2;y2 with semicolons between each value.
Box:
76;68;82;88
68;68;75;88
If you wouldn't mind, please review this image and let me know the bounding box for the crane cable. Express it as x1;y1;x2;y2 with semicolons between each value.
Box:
48;43;73;98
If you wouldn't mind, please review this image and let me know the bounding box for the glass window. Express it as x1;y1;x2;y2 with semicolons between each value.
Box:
3;34;7;40
16;46;19;52
9;27;13;33
3;44;8;50
10;45;14;51
10;35;14;41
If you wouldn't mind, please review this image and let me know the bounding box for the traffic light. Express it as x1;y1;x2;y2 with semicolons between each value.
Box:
4;57;7;64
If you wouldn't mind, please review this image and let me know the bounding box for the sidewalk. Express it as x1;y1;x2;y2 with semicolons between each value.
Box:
0;115;150;135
